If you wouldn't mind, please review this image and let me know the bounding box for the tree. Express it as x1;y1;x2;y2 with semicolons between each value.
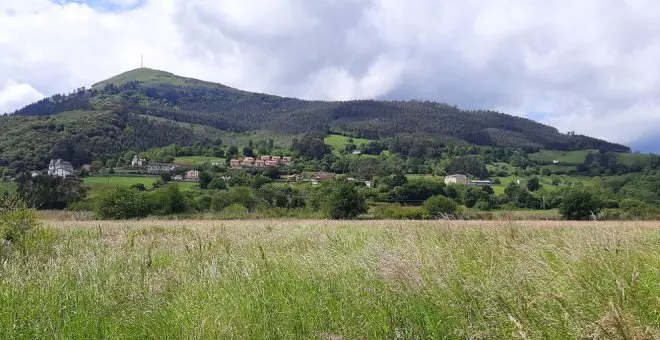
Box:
445;156;489;179
160;172;172;182
16;175;86;210
423;195;458;218
95;187;150;219
391;172;408;187
559;189;603;220
527;177;541;192
148;185;187;215
242;147;254;157
199;171;213;189
130;183;147;191
325;182;367;219
226;146;239;158
207;178;227;190
291;132;331;159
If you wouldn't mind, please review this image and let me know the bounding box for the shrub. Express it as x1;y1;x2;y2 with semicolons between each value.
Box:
474;200;491;211
148;185;188;215
558;189;603;220
223;203;248;215
210;191;233;212
230;187;258;211
0;194;41;256
619;198;657;220
372;203;424;220
208;179;227;190
94;187;151;219
423;195;458;218
324;182;367;219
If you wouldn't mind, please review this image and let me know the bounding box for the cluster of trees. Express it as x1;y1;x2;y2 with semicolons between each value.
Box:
15;174;86;210
95;180;366;220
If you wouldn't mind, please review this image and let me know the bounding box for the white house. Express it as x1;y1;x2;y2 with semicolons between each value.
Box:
131;155;146;167
444;174;469;185
147;164;177;174
48;159;74;178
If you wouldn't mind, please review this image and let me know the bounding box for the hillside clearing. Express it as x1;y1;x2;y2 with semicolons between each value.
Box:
324;134;372;152
2;220;658;338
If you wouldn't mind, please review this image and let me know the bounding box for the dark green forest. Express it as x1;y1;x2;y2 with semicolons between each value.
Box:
0;68;629;171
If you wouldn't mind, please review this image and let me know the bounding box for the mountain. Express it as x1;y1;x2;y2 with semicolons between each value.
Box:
0;68;629;170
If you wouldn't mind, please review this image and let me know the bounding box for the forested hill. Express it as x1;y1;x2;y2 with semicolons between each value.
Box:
1;68;628;169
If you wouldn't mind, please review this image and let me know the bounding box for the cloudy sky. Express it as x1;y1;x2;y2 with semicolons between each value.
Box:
1;0;659;151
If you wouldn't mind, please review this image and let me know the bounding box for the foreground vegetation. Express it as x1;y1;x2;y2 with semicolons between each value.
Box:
1;219;658;338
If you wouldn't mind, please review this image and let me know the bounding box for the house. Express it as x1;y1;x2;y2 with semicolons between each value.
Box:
287;174;302;181
211;162;223;167
516;179;528;186
242;157;255;166
469;180;495;187
30;170;41;178
254;159;266;168
552;160;560;164
147;164;177;174
272;156;282;164
352;151;362;155
265;160;279;167
364;180;373;188
185;170;200;180
312;172;335;181
220;175;232;181
131;155;146;167
261;156;271;161
48;159;74;178
282;156;293;165
230;159;241;168
82;164;91;172
444;174;469;185
173;175;183;181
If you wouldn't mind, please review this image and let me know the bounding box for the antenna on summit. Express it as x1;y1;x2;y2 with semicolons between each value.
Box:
141;54;144;68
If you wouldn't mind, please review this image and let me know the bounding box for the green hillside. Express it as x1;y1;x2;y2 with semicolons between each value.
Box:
0;68;630;171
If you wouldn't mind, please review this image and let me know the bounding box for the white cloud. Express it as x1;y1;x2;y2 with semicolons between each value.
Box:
0;80;44;114
2;0;660;148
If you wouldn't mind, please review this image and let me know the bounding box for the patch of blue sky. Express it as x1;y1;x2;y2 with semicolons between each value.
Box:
52;0;144;12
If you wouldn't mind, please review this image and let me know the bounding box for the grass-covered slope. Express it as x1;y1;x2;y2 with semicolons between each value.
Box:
3;220;658;338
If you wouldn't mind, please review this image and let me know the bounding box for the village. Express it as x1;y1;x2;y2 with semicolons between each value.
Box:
27;157;495;190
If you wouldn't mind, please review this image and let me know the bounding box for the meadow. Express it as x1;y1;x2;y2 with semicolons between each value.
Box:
324;134;373;153
83;176;198;195
1;219;658;338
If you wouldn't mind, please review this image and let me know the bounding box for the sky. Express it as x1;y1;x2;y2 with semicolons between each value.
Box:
1;0;660;152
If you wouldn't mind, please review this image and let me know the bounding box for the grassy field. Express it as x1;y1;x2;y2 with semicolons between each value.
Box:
174;156;226;165
529;150;593;164
324;134;372;152
2;220;658;338
0;181;17;193
83;176;198;196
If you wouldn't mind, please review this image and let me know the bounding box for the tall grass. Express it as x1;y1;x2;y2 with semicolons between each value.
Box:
1;220;658;338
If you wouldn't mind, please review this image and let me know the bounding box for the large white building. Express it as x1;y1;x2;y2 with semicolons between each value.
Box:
444;174;469;185
131;155;146;167
48;159;74;178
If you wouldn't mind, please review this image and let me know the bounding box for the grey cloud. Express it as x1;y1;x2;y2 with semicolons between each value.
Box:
2;0;660;149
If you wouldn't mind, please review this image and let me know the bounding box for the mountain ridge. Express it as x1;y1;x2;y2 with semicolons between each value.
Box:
0;68;630;170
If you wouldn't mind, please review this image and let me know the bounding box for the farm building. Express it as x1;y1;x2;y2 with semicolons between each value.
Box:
444;174;469;185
